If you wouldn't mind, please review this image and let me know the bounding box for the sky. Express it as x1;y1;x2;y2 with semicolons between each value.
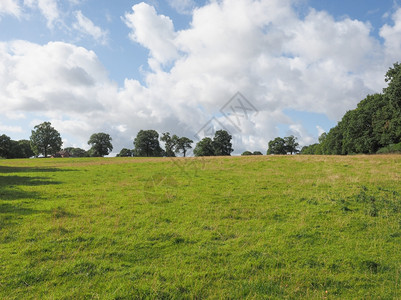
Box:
0;0;400;155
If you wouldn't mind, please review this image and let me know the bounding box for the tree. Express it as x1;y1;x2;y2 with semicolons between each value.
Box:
194;137;215;156
267;137;286;155
117;148;133;157
9;140;35;158
0;134;12;158
88;133;113;157
284;135;299;154
134;130;163;157
30;122;62;157
241;151;253;156
160;132;178;157
175;137;193;157
212;130;233;156
253;151;263;155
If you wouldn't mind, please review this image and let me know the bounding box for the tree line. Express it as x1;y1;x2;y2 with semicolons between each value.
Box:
300;62;401;155
0;124;236;158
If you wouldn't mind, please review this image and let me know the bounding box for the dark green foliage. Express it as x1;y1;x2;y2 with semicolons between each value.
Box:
377;142;401;154
87;133;113;157
116;148;134;157
30;122;62;157
0;134;12;158
0;136;34;159
241;151;253;156
194;130;233;157
213;130;233;156
134;130;164;157
267;136;299;155
284;135;299;154
267;137;286;155
194;137;215;156
160;132;178;157
175;137;193;157
242;151;263;156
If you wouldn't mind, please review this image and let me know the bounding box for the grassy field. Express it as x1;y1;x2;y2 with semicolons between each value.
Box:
1;155;401;299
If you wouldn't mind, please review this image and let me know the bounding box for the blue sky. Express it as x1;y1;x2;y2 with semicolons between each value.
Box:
0;0;400;154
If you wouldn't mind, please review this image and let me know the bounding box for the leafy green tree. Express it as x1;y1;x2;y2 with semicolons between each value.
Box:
253;151;263;155
0;134;12;158
160;132;178;157
88;133;113;157
9;140;35;158
175;137;193;157
212;130;233;156
284;135;299;154
134;130;163;157
241;151;253;156
267;137;286;155
117;148;133;157
194;137;215;156
30;122;62;157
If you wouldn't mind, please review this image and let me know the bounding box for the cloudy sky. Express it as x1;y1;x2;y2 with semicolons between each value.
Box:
0;0;400;155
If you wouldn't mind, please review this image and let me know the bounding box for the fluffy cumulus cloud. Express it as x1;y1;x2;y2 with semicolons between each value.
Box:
1;0;400;154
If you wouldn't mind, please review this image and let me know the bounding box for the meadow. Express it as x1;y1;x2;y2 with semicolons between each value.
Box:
1;155;401;299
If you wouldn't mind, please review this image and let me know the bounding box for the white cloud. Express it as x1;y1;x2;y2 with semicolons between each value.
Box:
73;10;108;45
23;0;59;28
123;3;178;69
0;0;21;18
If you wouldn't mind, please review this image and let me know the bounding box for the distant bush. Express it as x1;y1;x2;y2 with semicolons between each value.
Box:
241;151;253;156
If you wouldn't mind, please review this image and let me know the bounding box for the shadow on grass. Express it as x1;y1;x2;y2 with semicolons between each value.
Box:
0;166;66;224
0;165;73;174
0;175;62;201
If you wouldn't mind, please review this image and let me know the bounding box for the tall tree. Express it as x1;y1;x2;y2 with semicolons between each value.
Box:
284;135;299;154
134;130;163;157
30;122;62;157
175;137;193;157
194;137;215;156
160;132;178;157
88;133;113;157
212;130;233;156
267;137;286;155
0;134;12;158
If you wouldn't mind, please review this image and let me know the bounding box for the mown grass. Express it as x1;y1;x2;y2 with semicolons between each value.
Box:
1;155;401;299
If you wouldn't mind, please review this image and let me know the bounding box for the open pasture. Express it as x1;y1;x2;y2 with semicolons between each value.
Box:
1;155;401;299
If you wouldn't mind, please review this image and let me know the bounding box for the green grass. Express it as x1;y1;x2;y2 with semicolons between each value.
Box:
1;155;401;299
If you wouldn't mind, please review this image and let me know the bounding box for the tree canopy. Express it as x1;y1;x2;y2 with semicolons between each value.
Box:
194;130;233;157
134;130;164;157
212;130;233;156
88;133;113;157
30;122;62;157
194;137;215;157
175;137;193;157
